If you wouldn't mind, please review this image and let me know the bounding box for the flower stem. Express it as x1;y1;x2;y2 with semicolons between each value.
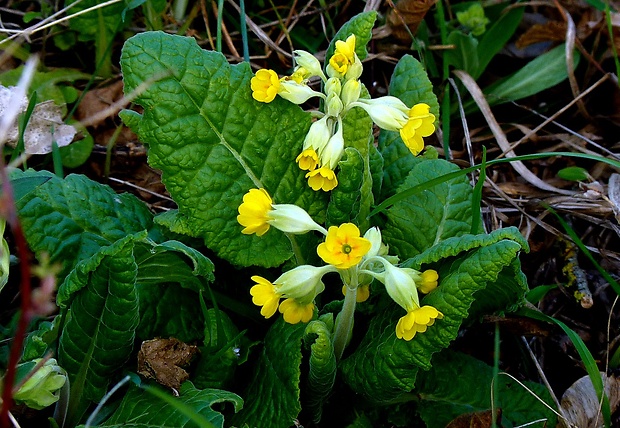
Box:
333;276;358;362
286;233;305;266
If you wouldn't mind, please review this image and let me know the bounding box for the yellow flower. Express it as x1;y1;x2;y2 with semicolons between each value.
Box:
306;166;338;192
400;103;435;156
296;148;319;171
327;35;357;78
279;298;314;323
250;276;282;318
317;223;372;269
251;69;280;103
328;53;350;76
237;188;272;236
396;306;443;341
417;269;439;294
238;188;326;235
341;284;370;303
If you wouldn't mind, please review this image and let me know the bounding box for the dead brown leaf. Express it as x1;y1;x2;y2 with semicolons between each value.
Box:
446;409;502;428
560;373;620;428
387;0;437;42
516;22;568;50
137;337;200;390
75;80;124;129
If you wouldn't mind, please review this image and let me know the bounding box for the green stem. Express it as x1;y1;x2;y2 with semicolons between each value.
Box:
286;233;305;266
333;275;358;361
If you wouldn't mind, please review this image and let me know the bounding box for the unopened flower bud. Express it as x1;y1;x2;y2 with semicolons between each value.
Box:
325;77;342;97
326;92;344;117
293;50;327;81
278;80;325;104
13;358;67;410
341;79;361;107
320;122;345;170
345;55;363;81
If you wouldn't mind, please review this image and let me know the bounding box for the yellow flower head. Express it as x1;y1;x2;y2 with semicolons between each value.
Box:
237;188;273;236
396;305;443;341
328;53;349;76
317;223;372;269
250;276;282;318
335;34;356;64
306;166;338;192
251;69;280;103
279;298;315;324
296;148;319;171
399;103;435;156
417;269;439;294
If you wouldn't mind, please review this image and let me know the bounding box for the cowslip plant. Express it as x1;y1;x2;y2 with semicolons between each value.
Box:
3;11;558;428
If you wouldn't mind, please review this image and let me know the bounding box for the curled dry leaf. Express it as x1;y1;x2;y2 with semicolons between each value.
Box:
387;0;438;42
608;173;620;222
446;409;502;428
560;373;620;428
0;85;77;154
137;337;200;391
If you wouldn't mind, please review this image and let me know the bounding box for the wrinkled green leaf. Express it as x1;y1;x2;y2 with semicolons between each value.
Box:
58;235;140;425
303;319;337;424
485;44;580;106
21;319;59;361
13;170;155;277
99;381;242;428
121;32;327;267
325;11;377;62
341;236;526;402
328;147;364;227
378;54;439;198
135;284;205;342
416;350;558;428
231;318;306;427
382;159;473;260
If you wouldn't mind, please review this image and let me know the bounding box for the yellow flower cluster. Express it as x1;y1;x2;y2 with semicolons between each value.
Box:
237;187;443;340
249;34;437;192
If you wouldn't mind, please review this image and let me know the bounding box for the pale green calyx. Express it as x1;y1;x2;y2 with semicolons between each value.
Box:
269;204;328;235
320;119;345;170
13;358;67;410
326;92;344;118
274;264;336;304
350;97;409;131
293;50;327;81
341;79;361;108
325;77;342;97
302;116;332;153
365;258;421;311
278;80;326;104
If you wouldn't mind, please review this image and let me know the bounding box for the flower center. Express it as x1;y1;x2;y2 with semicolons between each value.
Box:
341;243;352;254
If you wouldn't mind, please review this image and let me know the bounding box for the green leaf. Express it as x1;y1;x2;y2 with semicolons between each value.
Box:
135;240;215;291
58;235;140;425
193;308;243;389
231;318;306;427
416;350;558;428
485;44;581;106
382;159;473;260
378;54;439;198
121;31;327;267
327;148;364;227
98;381;242;428
60;121;94;168
14;171;154;277
341;237;526;402
65;0;128;41
475;7;524;79
135;284;206;342
557;166;590;181
0;67;90;114
303;319;337;424
445;31;479;77
368;143;384;199
21;319;59;362
325;11;377;62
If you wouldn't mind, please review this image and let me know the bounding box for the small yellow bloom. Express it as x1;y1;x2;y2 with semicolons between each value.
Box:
335;34;356;63
399;103;435;156
306;166;338;192
417;269;439;294
250;276;282;318
296;148;319;171
328;52;350;76
279;298;314;323
317;223;372;269
237;188;273;236
251;69;280;103
396;305;443;341
342;284;370;303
